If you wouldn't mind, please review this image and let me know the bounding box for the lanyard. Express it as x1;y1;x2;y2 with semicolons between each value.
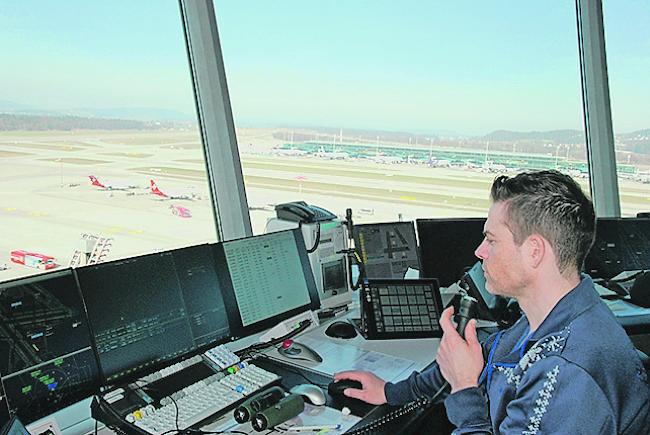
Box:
478;326;533;388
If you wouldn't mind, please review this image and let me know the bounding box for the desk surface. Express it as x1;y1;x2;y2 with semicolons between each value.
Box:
265;307;440;384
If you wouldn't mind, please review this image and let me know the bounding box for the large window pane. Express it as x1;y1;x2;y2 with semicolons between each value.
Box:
0;1;216;281
215;1;587;233
602;1;650;217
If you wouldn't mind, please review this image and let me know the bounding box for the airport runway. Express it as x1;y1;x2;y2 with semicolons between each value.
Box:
1;128;648;280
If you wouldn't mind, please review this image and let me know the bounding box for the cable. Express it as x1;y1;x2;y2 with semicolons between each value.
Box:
235;319;313;360
252;353;329;389
129;381;248;435
302;221;321;254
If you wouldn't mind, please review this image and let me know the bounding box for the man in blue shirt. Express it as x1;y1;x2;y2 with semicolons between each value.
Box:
337;170;649;434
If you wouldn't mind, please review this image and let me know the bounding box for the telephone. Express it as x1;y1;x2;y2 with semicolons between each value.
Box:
459;261;519;328
275;201;336;223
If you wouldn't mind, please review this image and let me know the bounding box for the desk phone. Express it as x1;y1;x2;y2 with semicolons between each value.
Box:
359;279;444;339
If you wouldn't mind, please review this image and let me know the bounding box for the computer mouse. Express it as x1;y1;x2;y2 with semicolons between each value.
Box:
325;321;357;339
327;379;362;396
277;340;323;363
289;384;326;406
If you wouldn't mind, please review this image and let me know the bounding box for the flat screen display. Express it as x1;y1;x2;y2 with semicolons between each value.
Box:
214;229;320;336
416;218;486;287
76;244;230;384
0;270;99;423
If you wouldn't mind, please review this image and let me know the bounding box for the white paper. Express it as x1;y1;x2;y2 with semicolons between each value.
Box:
276;336;418;383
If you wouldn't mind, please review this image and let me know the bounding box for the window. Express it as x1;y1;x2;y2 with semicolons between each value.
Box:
215;1;587;233
602;1;650;217
0;1;216;281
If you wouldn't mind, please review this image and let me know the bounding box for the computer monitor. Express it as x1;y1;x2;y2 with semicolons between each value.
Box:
584;218;650;279
0;270;100;423
213;229;320;336
353;221;420;279
0;416;29;435
76;244;231;384
416;218;486;287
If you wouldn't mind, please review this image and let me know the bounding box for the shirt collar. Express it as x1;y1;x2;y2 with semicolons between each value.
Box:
527;274;599;341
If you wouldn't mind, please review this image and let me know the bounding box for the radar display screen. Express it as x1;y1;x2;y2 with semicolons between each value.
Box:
0;270;99;423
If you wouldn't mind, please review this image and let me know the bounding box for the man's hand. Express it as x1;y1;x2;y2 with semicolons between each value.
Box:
333;371;387;405
436;306;484;393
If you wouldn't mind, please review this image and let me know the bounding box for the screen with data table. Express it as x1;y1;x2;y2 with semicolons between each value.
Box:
76;244;230;384
214;229;320;336
0;270;99;423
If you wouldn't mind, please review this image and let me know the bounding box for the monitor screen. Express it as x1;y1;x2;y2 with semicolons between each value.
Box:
584;218;650;279
76;244;231;384
416;218;486;287
214;229;320;335
0;270;99;423
353;221;420;279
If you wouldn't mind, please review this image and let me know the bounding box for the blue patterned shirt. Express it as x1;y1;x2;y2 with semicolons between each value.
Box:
385;276;649;434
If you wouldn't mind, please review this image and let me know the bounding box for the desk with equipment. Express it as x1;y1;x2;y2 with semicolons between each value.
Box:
2;215;649;435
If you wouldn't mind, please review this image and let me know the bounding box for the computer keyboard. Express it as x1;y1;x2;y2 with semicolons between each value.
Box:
126;363;279;435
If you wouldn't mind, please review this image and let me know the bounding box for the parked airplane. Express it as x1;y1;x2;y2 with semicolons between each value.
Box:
89;175;139;190
373;154;403;164
273;148;308;157
150;180;199;200
314;146;349;160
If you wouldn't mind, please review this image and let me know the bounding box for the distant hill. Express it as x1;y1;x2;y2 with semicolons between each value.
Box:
620;129;650;139
70;107;196;122
481;129;585;144
0;113;162;131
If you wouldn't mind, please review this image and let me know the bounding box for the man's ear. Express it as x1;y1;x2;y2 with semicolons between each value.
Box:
524;234;546;269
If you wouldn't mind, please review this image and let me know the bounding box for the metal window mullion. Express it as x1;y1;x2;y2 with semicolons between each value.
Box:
179;0;252;240
576;0;620;217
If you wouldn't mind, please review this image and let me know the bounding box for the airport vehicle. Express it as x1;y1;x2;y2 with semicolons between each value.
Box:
10;250;58;270
150;179;199;200
89;175;139;191
170;204;192;218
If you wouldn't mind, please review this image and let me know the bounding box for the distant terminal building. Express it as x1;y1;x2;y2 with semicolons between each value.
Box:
277;141;636;175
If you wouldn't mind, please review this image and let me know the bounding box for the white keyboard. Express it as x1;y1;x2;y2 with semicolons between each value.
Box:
126;363;279;435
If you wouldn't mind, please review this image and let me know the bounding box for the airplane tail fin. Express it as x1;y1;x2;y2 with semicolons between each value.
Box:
89;175;105;188
150;179;165;196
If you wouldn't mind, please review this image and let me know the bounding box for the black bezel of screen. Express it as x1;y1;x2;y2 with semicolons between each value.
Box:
0;269;100;423
364;278;444;339
213;228;321;338
0;381;11;428
75;244;234;386
352;221;421;277
416;218;486;287
0;415;26;435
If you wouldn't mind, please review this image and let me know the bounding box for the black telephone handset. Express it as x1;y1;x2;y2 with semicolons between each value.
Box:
460;261;519;328
347;296;477;435
275;201;336;223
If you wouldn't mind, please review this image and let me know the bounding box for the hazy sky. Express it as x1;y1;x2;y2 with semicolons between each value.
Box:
0;1;647;135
